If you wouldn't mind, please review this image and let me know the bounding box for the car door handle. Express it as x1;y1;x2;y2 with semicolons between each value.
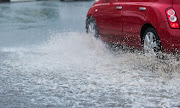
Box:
139;7;146;11
116;6;122;10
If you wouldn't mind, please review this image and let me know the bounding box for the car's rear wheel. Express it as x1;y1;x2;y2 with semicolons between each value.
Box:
143;27;162;56
86;17;99;38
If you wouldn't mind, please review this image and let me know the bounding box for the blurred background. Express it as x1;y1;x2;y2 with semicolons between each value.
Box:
0;0;93;47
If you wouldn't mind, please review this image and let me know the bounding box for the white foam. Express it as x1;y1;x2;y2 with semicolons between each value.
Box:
1;32;180;107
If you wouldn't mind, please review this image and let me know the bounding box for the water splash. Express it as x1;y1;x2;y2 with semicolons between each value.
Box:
1;32;180;107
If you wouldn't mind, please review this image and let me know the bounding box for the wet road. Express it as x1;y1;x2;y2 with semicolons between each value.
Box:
0;0;91;47
0;1;180;108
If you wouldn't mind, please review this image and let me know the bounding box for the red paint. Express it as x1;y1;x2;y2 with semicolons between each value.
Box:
86;0;180;52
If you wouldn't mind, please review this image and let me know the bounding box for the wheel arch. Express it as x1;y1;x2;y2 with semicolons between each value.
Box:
140;23;164;51
86;15;99;33
86;15;94;33
140;23;156;43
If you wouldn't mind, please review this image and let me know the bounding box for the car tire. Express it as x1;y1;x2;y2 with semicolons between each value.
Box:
86;16;99;38
142;27;163;56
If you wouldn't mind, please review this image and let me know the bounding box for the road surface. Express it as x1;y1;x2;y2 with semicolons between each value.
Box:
0;1;180;107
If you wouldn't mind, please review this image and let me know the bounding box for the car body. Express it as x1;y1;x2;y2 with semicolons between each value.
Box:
86;0;180;53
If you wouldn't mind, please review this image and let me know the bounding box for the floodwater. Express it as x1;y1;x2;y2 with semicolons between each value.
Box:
0;1;180;107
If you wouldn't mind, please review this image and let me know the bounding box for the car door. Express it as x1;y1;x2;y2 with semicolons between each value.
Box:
95;0;125;41
122;0;155;47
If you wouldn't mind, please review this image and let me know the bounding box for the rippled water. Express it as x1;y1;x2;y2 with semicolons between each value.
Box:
0;1;180;107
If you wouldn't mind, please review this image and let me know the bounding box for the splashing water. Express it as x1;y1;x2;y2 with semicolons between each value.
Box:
1;32;180;107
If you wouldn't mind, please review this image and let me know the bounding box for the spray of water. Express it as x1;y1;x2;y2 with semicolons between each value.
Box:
1;32;180;107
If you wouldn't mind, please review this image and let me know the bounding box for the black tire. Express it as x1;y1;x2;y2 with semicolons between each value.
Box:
142;27;163;56
86;16;99;38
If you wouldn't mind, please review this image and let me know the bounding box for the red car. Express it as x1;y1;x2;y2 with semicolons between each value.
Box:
86;0;180;55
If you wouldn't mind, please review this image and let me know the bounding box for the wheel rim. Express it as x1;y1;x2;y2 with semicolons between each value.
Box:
88;22;96;37
143;32;158;55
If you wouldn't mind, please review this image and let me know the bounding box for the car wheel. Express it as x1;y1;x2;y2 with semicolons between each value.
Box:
143;27;162;56
86;16;99;38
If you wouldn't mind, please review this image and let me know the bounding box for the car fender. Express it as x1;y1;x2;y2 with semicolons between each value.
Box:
143;2;173;51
